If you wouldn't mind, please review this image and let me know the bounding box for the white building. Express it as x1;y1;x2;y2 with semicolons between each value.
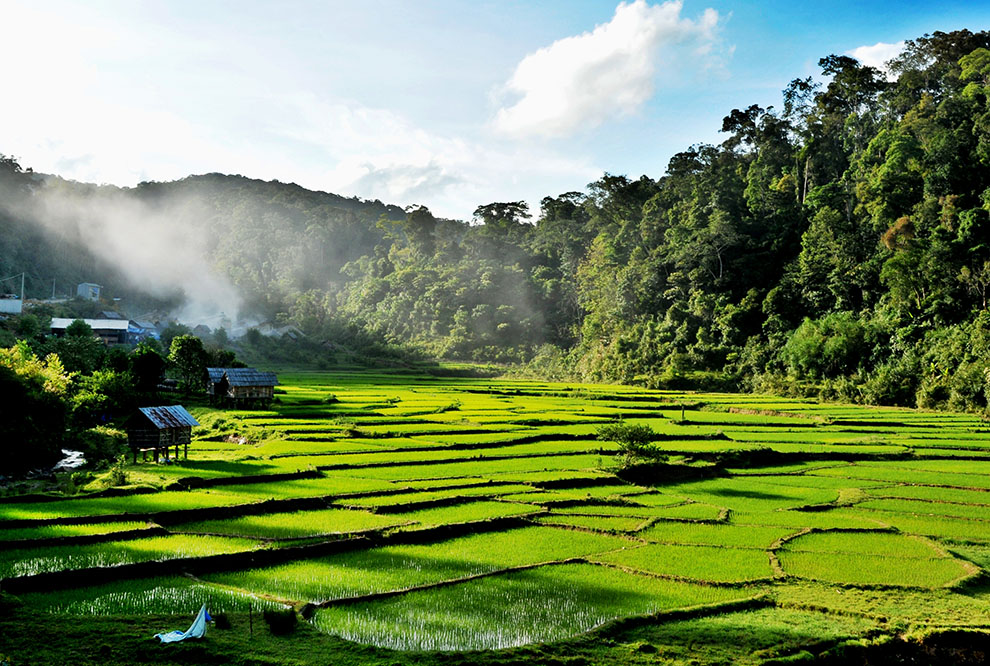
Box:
76;283;102;300
0;295;22;314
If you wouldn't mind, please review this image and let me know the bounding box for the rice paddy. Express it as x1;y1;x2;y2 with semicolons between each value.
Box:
3;369;990;663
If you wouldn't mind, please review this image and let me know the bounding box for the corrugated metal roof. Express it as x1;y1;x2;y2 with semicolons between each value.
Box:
138;405;200;429
51;318;130;331
207;367;279;387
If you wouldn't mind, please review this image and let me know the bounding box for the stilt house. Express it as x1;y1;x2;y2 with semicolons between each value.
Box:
207;367;279;407
128;405;199;463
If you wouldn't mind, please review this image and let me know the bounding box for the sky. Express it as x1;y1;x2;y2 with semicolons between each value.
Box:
1;0;989;221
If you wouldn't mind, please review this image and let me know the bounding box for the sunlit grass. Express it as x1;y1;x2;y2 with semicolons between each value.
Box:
0;534;259;578
203;526;631;603
310;563;750;650
591;544;773;583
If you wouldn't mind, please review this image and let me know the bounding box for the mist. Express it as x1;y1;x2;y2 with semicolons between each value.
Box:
4;176;244;326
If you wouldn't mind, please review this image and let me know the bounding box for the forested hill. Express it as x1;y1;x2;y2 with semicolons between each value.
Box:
4;29;990;411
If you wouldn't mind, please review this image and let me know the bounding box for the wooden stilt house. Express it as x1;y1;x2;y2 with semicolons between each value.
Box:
128;405;199;463
207;368;279;407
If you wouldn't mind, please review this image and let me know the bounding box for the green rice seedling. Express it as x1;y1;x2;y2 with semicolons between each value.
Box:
0;490;259;522
810;464;990;489
498;491;571;503
855;498;990;521
496;470;614;484
761;443;909;455
744;474;890;491
19;575;288;615
408;432;534;446
830;509;990;542
204;526;632;603
773;581;990;625
534;514;650;532
911;448;990;458
780;530;941;558
875;459;990;475
663;478;839;513
946;543;990;569
203;475;396;502
627;606;882;665
730;510;886;530
553;505;660;518
340;484;535;509
627;492;691;507
776;550;970;587
640;522;795;548
341;454;606;482
523;484;647;501
591;543;773;582
0;521;151;542
255;440;380;456
661;409;818;427
173;508;409;539
395;501;542;529
726;462;846;475
650;503;726;521
0;534;259;578
352;423;520;436
309;562;749;651
400;477;486;489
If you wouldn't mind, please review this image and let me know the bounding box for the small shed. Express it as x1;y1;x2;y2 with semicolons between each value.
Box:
207;367;279;407
76;282;102;300
0;295;22;315
128;405;200;463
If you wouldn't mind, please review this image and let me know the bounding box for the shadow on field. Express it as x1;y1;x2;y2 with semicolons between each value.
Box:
704;488;791;501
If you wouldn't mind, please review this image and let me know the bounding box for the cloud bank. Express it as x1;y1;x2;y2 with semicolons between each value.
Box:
494;0;722;138
847;41;905;76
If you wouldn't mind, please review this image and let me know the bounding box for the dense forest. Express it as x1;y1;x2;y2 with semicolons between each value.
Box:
4;29;990;414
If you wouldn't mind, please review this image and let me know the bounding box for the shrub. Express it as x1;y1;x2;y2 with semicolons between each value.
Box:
596;422;662;466
263;608;297;635
78;426;128;468
102;456;128;488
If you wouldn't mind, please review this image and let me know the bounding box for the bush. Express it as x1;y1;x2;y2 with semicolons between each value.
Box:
781;312;878;379
78;426;128;468
948;361;989;411
596;422;662;466
862;355;919;407
102;456;128;488
263;609;297;635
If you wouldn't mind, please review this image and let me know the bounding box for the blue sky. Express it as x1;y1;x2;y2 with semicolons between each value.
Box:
1;0;988;220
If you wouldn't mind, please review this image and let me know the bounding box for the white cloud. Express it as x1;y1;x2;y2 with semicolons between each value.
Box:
271;93;599;218
493;0;722;138
0;2;601;220
847;41;905;77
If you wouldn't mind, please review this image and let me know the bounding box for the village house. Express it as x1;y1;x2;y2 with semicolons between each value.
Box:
76;282;102;300
50;317;159;344
207;367;279;407
50;317;130;345
127;405;199;463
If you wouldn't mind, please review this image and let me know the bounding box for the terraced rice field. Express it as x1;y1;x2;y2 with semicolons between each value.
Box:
2;370;990;664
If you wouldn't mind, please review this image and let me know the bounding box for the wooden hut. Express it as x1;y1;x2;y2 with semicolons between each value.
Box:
128;405;199;463
207;368;279;407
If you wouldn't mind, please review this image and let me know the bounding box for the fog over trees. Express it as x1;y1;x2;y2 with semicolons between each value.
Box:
4;30;990;412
